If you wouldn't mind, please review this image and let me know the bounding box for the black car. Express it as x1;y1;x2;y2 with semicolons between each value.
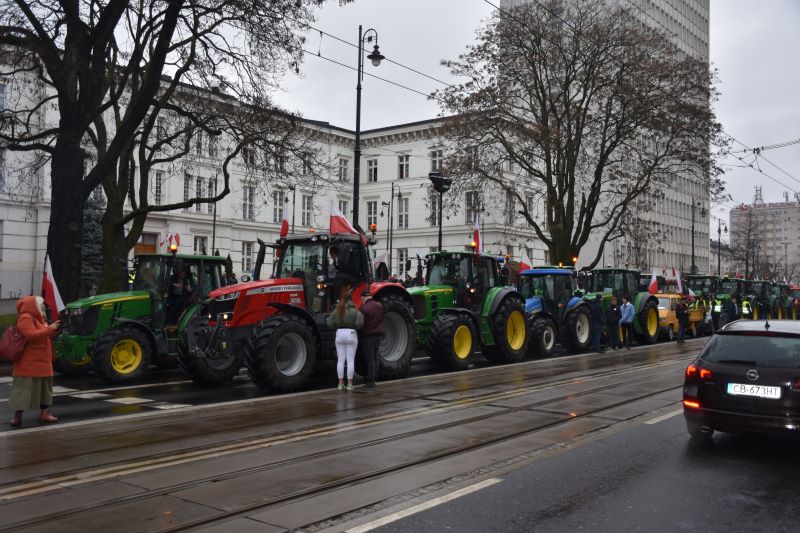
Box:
683;320;800;441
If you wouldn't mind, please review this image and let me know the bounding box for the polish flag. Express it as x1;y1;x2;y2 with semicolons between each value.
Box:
673;268;683;294
472;214;483;256
519;253;532;272
329;204;366;245
648;269;659;295
279;218;289;238
42;255;65;314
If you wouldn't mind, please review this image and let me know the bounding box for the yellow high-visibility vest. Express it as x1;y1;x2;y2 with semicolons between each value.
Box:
742;301;752;315
712;299;722;313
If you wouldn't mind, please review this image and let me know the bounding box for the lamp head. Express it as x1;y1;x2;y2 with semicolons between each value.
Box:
369;223;377;234
367;45;384;67
168;243;178;254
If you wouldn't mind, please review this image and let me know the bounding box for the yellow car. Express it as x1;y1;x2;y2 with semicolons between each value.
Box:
656;293;707;340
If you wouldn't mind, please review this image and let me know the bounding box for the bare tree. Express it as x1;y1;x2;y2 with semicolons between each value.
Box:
435;0;727;268
0;0;346;301
618;194;667;272
729;209;762;279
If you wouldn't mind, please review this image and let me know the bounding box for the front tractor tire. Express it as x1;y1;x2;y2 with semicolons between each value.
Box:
637;299;660;345
529;316;557;358
245;314;317;393
565;306;592;352
374;294;415;379
483;297;528;364
92;326;153;383
177;317;244;385
429;313;476;371
54;355;93;376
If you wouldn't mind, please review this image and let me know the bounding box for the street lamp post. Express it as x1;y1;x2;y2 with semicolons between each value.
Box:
288;185;296;234
352;26;385;228
785;241;791;280
691;199;707;274
211;173;219;253
428;172;452;252
717;218;727;276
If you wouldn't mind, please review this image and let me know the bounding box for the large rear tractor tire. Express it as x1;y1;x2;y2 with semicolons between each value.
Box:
428;313;476;371
374;294;415;379
245;314;317;393
92;326;153;383
636;299;659;345
483;297;528;364
177;317;244;385
54;355;93;376
564;306;592;353
529;316;557;358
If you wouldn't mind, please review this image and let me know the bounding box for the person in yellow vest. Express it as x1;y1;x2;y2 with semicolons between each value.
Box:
741;299;752;319
711;295;722;331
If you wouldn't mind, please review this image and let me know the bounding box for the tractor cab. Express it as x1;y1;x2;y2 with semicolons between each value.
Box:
586;268;640;301
686;275;717;298
519;269;577;313
717;278;743;299
425;252;499;310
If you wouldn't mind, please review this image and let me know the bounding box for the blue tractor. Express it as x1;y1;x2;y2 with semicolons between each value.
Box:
518;268;593;357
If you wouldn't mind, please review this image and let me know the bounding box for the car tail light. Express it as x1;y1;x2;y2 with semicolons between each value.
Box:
699;368;713;380
685;364;712;381
794;378;800;389
683;399;701;409
685;364;698;379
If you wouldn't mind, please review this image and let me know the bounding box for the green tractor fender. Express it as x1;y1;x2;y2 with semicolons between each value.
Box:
480;286;525;345
632;293;660;339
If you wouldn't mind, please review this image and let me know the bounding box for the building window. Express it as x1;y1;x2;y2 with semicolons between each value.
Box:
338;200;348;217
0;148;5;192
272;190;285;223
242;242;253;273
195;176;205;212
465;191;481;224
183;174;192;209
367;201;378;227
429;149;442;173
505;191;515;225
207;178;216;214
242;185;255;220
208;135;218;158
398;155;409;179
301;155;312;176
367;159;378;182
194;130;203;156
242;145;256;166
429;192;440;227
338;158;349;182
154;171;163;205
0;83;5;112
398;248;408;277
301;194;313;226
397;197;409;229
193;236;207;256
155;118;166;141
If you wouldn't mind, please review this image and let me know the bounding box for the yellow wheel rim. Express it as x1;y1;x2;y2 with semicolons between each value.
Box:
778;307;783;319
453;325;473;360
753;306;758;320
506;310;526;351
647;308;658;337
110;339;143;375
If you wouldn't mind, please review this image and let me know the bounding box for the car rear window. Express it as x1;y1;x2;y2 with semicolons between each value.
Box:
701;334;800;368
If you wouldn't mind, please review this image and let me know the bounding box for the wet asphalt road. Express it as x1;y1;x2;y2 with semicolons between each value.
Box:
371;412;800;533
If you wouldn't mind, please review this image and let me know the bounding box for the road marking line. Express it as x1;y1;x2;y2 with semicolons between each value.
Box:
104;397;153;405
345;478;503;533
0;379;200;404
70;392;112;400
52;386;78;393
148;402;193;410
645;407;683;425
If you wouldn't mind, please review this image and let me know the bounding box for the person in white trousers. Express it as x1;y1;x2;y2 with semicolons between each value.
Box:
326;285;364;391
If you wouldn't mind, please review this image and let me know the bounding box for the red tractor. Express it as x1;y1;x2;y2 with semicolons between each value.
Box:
179;232;416;392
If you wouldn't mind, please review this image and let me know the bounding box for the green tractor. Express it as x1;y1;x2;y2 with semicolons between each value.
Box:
407;251;529;370
56;252;226;383
769;282;792;320
715;277;744;323
743;280;770;320
685;274;717;300
582;268;660;344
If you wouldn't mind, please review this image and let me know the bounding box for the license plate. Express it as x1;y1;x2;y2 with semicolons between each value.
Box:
727;383;782;400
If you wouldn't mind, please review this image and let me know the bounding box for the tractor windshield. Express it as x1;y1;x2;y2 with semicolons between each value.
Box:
687;277;713;293
719;280;740;296
427;255;470;287
132;257;170;292
589;271;623;294
519;276;547;299
276;242;326;282
747;282;768;298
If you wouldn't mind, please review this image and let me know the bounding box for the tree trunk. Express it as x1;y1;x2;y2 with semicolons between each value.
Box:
99;196;131;294
47;137;86;304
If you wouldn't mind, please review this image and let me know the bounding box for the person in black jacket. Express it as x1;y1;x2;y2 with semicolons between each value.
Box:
591;295;604;352
605;297;622;350
358;290;384;388
676;299;689;343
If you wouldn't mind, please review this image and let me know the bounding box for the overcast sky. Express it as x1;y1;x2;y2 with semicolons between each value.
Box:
272;0;800;235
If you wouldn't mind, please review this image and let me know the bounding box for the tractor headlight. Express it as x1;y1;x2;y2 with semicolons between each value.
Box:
69;308;86;316
220;312;234;321
216;291;240;301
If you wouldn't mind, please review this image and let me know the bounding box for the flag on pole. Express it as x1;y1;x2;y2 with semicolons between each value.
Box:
472;214;482;256
674;268;683;294
42;255;65;314
519;252;532;272
329;204;366;244
279;218;289;238
648;269;659;295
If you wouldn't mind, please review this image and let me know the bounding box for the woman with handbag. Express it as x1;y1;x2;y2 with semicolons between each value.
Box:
8;296;62;427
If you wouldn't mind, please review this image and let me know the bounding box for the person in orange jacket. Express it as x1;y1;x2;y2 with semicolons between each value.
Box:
8;295;62;427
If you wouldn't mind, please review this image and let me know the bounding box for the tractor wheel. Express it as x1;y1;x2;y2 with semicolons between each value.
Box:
92;326;152;383
245;314;317;393
529;316;557;358
564;306;592;353
484;297;528;364
636;299;659;345
374;294;415;379
54;355;93;376
177;321;243;385
428;312;476;371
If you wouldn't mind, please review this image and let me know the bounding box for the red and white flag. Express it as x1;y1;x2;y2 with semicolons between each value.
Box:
42;255;65;314
329;204;366;245
279;218;290;238
648;269;659;295
472;214;483;256
519;252;532;272
673;267;683;294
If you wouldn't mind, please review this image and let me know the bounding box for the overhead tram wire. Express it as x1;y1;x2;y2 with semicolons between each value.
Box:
730;137;800;154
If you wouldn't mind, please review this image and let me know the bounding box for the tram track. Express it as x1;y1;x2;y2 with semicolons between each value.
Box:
0;350;692;532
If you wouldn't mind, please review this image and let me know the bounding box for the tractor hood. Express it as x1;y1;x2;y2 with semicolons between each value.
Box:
208;277;303;300
407;284;454;297
582;291;610;303
66;291;151;310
